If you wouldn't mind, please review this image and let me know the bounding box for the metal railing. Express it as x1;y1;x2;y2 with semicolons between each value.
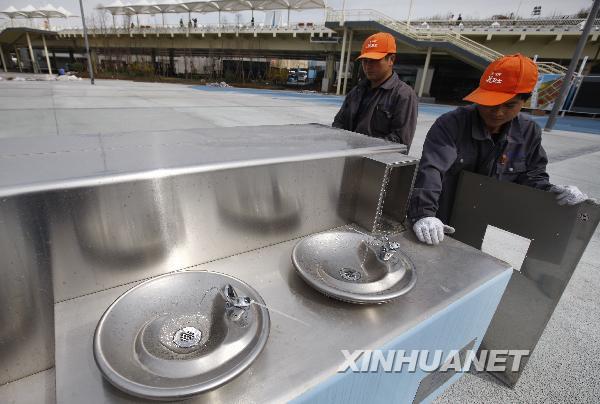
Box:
327;9;567;74
410;17;600;28
1;19;329;32
327;10;600;29
2;21;331;37
57;23;331;37
535;61;570;75
328;9;394;25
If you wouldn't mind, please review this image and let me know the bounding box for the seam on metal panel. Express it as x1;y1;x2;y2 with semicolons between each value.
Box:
55;224;349;304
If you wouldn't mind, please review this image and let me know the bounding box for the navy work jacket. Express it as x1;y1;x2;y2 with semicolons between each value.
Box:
408;104;552;224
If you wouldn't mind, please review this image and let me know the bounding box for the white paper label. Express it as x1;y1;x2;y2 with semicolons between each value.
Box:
481;225;531;272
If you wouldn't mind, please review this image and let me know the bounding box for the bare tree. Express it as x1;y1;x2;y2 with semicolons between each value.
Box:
94;5;110;32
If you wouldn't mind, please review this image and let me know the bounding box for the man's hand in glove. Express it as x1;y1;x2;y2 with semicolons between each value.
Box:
413;217;455;246
550;185;588;206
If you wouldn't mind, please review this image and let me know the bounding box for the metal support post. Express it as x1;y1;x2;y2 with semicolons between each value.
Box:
78;0;95;84
418;47;432;97
342;29;353;95
42;35;52;74
407;0;414;28
545;0;599;131
336;27;347;96
14;47;22;72
0;44;7;72
561;56;589;117
25;32;38;73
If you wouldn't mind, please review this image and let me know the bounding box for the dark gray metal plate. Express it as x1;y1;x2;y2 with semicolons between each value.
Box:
449;171;600;386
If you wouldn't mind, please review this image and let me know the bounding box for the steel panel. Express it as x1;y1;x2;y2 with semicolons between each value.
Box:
449;171;600;386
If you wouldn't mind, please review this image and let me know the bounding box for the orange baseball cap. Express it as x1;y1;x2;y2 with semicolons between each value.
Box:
463;54;539;106
357;32;397;60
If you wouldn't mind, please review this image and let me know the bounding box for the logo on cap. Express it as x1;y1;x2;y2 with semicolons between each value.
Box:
357;32;397;60
485;72;503;85
463;54;539;106
366;39;378;49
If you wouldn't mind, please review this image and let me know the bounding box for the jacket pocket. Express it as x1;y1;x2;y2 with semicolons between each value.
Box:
499;159;527;180
371;104;393;135
448;151;475;175
507;160;527;172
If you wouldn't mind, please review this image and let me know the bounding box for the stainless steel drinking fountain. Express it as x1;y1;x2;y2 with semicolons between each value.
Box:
0;124;513;404
94;271;270;400
292;152;419;304
292;227;417;303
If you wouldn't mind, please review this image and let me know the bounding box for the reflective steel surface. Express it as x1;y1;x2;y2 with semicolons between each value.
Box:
0;195;54;385
0;124;402;198
0;124;405;385
450;171;600;386
93;271;270;401
47;158;353;303
292;228;416;303
351;153;418;232
54;231;512;404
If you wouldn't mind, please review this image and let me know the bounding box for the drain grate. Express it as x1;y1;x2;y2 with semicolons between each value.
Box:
339;268;361;282
173;327;202;348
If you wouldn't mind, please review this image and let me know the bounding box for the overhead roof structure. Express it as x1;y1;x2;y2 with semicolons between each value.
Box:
1;4;76;19
99;0;327;16
1;5;21;18
56;6;75;18
19;5;38;16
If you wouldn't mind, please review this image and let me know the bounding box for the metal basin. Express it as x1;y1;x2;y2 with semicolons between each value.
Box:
72;182;184;266
93;271;270;401
216;169;301;233
292;229;416;303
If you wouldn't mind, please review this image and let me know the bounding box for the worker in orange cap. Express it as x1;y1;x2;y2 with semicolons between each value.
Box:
409;54;590;245
333;32;418;151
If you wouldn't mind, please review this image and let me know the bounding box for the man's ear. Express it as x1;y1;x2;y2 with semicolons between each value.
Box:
388;54;396;64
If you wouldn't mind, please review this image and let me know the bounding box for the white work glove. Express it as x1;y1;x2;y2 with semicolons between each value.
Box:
413;217;455;246
550;185;588;206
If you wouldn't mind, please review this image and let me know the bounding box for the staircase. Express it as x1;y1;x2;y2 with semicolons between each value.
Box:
326;9;567;75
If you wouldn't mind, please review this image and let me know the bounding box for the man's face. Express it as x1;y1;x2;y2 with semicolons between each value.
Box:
476;96;526;130
361;55;394;82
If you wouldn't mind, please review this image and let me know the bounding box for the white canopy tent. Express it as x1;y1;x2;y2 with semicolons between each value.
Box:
145;0;188;26
38;4;76;29
1;6;21;27
102;0;136;16
38;4;65;18
19;4;40;17
1;4;76;28
1;5;21;18
18;5;39;27
127;0;155;26
56;6;75;18
98;0;327;27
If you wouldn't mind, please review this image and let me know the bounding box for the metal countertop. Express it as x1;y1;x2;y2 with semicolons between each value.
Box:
54;226;511;404
0;124;403;197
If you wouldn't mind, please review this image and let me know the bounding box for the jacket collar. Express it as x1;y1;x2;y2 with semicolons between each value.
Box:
379;72;399;90
358;72;399;91
469;104;525;144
